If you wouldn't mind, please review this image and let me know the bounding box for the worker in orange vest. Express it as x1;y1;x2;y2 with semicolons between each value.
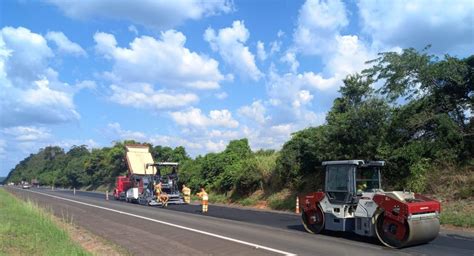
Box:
196;187;208;213
155;181;169;207
182;184;191;204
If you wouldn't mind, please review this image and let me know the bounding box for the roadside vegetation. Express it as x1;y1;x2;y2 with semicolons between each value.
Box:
5;48;473;228
441;200;474;228
0;189;89;256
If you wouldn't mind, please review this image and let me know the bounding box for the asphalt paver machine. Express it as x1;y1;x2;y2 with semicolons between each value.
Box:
146;162;183;204
300;160;440;248
113;145;183;206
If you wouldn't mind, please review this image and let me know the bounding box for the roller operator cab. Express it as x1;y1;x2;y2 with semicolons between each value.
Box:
300;160;441;248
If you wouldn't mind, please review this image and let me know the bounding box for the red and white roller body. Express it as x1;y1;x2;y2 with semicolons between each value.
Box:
300;160;440;248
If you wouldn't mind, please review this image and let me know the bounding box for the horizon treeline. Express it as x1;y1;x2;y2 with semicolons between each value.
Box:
6;48;473;197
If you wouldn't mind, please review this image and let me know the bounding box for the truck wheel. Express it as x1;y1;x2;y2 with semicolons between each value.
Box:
302;204;325;234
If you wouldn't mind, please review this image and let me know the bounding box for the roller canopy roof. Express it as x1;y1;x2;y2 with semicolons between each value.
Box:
322;160;385;167
125;145;156;175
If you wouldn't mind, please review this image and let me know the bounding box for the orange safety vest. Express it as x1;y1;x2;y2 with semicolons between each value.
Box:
198;191;208;201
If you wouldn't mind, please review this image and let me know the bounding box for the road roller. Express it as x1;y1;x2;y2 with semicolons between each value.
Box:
300;160;440;248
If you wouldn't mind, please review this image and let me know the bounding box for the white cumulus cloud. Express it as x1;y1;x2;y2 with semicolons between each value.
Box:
2;126;51;142
208;129;239;140
170;107;238;128
293;0;348;55
47;0;233;30
358;0;474;56
94;30;225;90
0;27;80;127
109;83;198;110
45;31;86;56
75;80;96;90
265;69;328;127
205;139;226;152
0;139;5;157
204;20;262;81
287;0;375;94
256;41;267;61
107;122;147;141
281;51;299;73
238;100;268;125
215;92;228;100
1;26;53;84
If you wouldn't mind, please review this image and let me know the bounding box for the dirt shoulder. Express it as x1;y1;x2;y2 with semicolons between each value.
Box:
52;216;131;256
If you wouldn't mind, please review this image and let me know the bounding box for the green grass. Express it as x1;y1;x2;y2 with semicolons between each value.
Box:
207;193;228;204
440;200;474;228
265;189;296;211
237;197;259;206
0;189;90;256
235;191;264;206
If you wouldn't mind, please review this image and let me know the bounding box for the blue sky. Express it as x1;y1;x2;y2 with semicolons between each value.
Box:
1;0;473;176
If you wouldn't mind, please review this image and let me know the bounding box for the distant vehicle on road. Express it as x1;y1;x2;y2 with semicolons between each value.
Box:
22;183;31;189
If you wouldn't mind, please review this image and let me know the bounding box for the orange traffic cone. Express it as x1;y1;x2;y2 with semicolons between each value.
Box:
296;196;300;214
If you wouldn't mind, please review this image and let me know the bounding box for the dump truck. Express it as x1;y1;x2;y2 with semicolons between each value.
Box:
300;160;440;248
113;145;184;206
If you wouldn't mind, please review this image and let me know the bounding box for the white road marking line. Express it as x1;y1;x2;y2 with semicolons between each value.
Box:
19;188;297;256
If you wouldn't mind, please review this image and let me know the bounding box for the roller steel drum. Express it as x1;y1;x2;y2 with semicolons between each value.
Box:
375;211;440;248
301;204;325;234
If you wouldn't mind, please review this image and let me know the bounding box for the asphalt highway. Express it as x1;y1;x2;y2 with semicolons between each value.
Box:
6;187;474;256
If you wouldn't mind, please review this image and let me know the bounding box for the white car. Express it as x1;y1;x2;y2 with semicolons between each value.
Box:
22;184;31;189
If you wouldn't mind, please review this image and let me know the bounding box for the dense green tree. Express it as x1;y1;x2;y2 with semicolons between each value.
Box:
152;145;190;163
178;158;204;192
6;48;472;198
234;157;264;196
65;145;90;187
276;126;328;191
326;74;390;160
363;48;473;190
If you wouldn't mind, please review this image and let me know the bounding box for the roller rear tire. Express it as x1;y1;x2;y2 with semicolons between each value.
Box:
302;204;325;234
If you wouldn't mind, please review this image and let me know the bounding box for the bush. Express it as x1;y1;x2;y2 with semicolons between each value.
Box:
457;186;474;200
406;159;430;192
234;158;263;196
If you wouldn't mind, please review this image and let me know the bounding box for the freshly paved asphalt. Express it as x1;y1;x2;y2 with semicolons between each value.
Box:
6;187;474;256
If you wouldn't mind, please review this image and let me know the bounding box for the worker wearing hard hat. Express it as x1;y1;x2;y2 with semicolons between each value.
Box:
182;184;191;204
357;182;368;194
356;171;368;194
155;181;169;207
196;187;208;213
